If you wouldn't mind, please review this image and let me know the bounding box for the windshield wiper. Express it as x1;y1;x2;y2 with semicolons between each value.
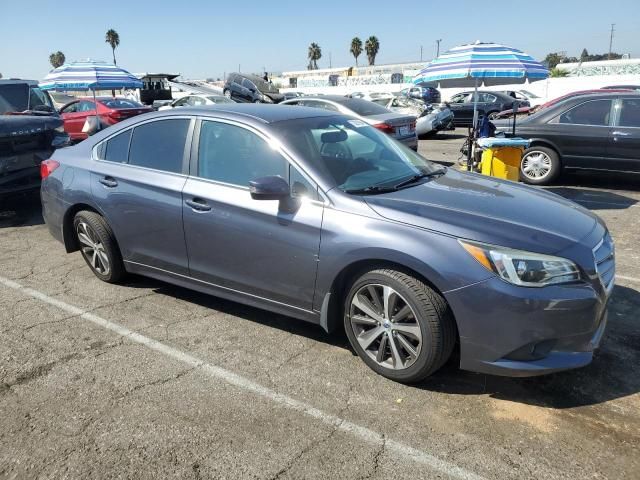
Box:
394;169;446;189
343;185;398;195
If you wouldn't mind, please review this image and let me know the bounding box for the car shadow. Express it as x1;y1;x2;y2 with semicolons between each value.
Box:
545;186;639;210
0;192;44;228
123;275;640;410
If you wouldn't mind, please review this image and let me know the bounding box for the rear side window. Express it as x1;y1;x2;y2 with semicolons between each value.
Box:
558;100;612;126
128;119;190;173
619;99;640;127
101;129;132;163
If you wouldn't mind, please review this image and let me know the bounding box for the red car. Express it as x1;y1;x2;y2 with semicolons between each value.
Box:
59;97;151;141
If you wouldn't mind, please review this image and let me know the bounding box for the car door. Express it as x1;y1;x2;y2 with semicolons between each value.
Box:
91;117;193;275
608;97;640;172
240;78;256;102
181;118;324;311
448;93;473;124
550;99;613;169
60;101;83;139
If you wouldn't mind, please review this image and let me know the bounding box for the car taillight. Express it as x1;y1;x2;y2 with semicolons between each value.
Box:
109;110;124;119
40;160;60;179
373;122;395;134
409;121;416;131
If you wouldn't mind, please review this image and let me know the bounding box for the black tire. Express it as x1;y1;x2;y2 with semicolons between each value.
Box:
343;269;456;383
73;211;125;283
223;89;232;99
520;145;560;185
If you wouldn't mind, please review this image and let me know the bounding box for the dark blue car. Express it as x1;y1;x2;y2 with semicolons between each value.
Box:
40;104;614;383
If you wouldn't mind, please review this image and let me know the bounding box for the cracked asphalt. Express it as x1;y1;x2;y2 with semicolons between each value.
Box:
1;132;639;479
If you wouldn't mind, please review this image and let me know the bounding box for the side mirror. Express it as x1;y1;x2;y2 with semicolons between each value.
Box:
249;175;290;200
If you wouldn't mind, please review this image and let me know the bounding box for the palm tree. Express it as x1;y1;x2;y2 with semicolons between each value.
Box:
549;67;569;78
105;29;120;65
49;51;66;69
350;37;363;66
365;36;380;66
307;43;322;70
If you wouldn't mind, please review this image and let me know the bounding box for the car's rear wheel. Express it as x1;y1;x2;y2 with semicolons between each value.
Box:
73;211;125;283
343;269;456;383
520;146;560;185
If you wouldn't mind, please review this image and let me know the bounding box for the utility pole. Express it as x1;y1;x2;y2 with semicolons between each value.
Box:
608;23;615;60
420;45;423;61
238;64;241;73
436;39;442;57
329;52;332;68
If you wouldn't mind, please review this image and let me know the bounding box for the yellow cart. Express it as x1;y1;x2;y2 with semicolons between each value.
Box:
475;137;530;182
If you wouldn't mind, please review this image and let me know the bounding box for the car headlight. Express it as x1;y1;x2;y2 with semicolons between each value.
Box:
459;240;580;287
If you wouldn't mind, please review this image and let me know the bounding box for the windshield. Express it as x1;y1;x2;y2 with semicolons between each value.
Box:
274;115;442;192
343;98;391;116
519;90;540;99
207;95;234;103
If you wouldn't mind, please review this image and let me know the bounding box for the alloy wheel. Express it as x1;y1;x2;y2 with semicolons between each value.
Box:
349;284;422;370
521;151;552;180
76;221;110;275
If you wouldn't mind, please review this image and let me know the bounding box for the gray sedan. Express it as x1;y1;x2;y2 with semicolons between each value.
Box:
281;95;418;150
41;104;613;383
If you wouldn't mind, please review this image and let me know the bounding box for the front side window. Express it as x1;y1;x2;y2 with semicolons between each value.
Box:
241;78;255;90
619;99;640;127
128;119;190;173
558;100;612;126
77;100;96;112
197;120;287;186
61;102;79;114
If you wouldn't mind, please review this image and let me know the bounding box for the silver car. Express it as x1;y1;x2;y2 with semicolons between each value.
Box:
281;95;418;150
371;96;454;136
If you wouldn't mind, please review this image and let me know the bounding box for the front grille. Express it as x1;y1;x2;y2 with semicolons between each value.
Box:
593;233;615;294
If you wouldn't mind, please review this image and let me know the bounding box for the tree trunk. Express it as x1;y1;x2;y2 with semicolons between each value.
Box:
112;48;117;66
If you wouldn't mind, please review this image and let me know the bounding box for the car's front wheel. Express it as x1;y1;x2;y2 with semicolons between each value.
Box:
223;89;232;98
344;269;456;383
73;211;125;283
520;146;560;185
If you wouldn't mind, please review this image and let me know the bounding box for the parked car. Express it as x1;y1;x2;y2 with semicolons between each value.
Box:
400;86;441;104
492;88;634;120
223;73;284;104
603;85;640;92
494;92;640;184
447;90;529;127
59;97;152;142
281;96;417;150
0;79;69;199
498;90;545;107
41;104;614;383
370;95;454;136
158;94;234;110
282;91;305;100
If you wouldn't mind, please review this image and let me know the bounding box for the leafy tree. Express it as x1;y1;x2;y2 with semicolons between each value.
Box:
307;42;322;70
549;67;569;77
105;29;120;65
365;36;380;66
580;48;589;61
543;52;563;69
350;37;363;66
49;51;66;69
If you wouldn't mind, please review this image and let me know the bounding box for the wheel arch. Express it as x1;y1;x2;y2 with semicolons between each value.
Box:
525;139;562;161
62;203;107;253
320;258;457;336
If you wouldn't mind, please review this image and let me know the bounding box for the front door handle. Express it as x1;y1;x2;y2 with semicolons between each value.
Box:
185;198;211;212
611;131;630;136
99;176;118;188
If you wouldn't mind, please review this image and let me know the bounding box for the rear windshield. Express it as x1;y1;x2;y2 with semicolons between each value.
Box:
0;84;53;113
100;98;143;109
342;98;390;116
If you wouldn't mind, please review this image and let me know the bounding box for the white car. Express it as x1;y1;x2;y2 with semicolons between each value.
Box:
499;90;545;108
370;96;455;136
158;94;235;110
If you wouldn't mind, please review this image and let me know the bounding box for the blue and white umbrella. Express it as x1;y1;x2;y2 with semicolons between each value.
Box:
40;60;142;91
413;41;548;88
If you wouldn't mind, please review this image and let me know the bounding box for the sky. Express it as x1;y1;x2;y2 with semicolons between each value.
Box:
1;0;639;81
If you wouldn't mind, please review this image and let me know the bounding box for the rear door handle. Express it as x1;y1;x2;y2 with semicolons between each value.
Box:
99;176;118;188
185;198;211;212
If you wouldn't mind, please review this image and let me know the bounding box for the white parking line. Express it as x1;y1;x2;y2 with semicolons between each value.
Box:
0;275;484;480
617;274;640;284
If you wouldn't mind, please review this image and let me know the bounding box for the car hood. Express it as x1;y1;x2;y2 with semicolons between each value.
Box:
264;92;284;102
0;114;62;139
364;169;600;254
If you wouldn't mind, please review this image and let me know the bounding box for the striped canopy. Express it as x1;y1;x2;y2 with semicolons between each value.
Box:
413;42;549;87
40;61;143;91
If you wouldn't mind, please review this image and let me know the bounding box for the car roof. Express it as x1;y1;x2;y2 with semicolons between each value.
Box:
0;79;39;86
147;104;337;123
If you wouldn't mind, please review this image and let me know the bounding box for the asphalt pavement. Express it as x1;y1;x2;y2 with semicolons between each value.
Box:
1;132;639;479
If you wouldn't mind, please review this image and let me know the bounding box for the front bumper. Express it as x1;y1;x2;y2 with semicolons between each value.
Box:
446;276;610;377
